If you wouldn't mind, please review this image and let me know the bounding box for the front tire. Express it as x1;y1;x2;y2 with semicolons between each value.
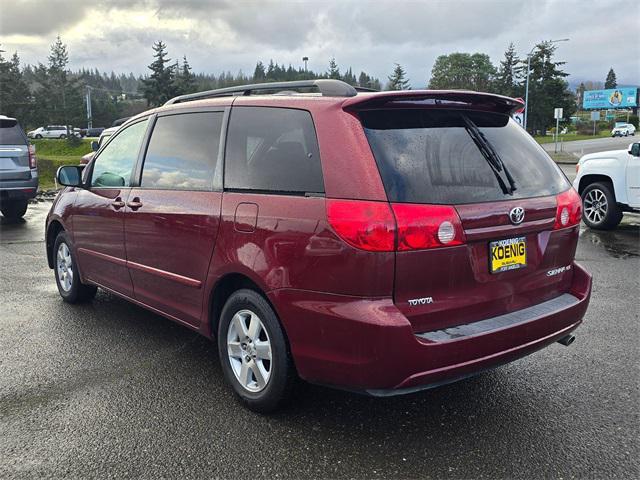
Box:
1;199;28;220
35;134;42;139
53;231;97;303
581;182;622;230
218;289;295;413
59;134;66;139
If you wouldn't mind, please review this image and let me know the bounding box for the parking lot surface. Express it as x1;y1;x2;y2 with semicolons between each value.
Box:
543;135;635;158
1;200;638;479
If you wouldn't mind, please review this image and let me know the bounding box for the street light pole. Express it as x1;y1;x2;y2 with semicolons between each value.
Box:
524;53;532;130
523;38;569;132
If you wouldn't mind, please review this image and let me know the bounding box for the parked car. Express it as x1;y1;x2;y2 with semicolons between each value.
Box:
573;141;640;229
27;125;80;139
85;127;105;138
80;126;118;164
0;115;37;219
46;80;592;412
611;123;636;137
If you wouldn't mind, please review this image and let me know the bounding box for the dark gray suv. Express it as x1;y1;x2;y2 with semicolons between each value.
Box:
0;115;38;220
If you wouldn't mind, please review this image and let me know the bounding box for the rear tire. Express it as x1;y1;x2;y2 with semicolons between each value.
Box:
217;289;295;413
1;200;28;220
581;182;622;230
59;134;66;139
53;231;97;303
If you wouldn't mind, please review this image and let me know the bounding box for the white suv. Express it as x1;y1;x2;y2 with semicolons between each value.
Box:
27;125;77;139
573;142;640;229
611;123;636;137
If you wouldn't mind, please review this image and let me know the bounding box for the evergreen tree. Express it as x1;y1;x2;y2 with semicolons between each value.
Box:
173;55;196;95
387;63;410;90
495;42;522;97
31;36;84;132
342;67;356;85
0;49;32;123
253;61;266;82
604;68;617;89
142;41;176;106
327;57;340;79
519;41;575;134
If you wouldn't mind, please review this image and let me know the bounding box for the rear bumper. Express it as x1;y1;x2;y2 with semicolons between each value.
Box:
270;262;592;393
0;176;39;200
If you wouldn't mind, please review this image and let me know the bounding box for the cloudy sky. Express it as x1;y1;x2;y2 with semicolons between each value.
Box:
1;0;638;88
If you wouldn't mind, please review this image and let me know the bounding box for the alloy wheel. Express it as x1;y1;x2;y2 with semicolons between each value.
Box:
226;309;273;392
56;242;73;292
584;188;608;225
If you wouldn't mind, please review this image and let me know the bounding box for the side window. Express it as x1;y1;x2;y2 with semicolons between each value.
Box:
91;119;148;188
141;112;223;191
225;107;324;194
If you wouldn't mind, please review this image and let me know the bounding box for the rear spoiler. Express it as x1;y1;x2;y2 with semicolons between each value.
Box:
342;90;524;115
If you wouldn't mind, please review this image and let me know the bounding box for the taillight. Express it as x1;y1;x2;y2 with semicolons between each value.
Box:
392;203;465;250
326;199;395;251
28;144;37;169
554;188;581;229
326;199;466;252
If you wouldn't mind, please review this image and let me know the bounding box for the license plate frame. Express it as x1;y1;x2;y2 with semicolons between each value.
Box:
489;236;527;274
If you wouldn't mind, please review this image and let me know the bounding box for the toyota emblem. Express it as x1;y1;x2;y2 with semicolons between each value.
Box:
509;207;525;225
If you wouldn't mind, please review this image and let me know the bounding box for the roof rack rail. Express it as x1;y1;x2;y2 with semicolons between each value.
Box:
354;86;379;92
164;79;358;105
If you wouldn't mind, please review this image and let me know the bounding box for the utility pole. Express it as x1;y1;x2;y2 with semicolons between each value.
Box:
524;38;569;132
85;86;93;129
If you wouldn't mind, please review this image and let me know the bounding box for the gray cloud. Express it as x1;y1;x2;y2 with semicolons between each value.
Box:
0;0;90;36
1;0;638;86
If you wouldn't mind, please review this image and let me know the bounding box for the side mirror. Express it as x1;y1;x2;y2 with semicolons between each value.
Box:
629;143;640;157
91;140;99;151
56;165;84;187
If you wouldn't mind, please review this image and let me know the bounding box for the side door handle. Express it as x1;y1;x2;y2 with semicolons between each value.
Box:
127;197;143;210
111;197;125;210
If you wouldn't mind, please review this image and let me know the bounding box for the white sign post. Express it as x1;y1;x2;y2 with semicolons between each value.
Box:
554;108;563;153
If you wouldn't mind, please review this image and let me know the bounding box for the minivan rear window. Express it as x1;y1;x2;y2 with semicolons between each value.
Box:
361;109;569;204
0;119;26;145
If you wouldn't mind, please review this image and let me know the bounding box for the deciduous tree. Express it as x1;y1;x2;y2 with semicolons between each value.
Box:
428;52;496;91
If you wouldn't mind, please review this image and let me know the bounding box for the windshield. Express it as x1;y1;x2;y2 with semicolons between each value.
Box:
361;109;570;204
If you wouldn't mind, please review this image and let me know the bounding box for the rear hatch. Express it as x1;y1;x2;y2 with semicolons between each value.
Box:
0;117;31;181
357;103;579;333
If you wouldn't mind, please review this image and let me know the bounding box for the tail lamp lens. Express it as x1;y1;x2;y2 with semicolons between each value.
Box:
326;199;395;251
554;188;581;229
326;200;466;252
392;203;465;250
28;144;37;169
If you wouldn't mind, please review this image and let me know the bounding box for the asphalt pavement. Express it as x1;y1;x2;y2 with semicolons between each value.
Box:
1;198;639;479
543;135;636;159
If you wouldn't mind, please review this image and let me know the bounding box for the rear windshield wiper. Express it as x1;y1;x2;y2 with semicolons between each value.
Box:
461;114;517;195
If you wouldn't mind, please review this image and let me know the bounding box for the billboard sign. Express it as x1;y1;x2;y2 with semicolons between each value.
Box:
582;88;638;109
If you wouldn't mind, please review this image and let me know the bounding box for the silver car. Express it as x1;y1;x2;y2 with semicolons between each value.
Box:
0;115;38;220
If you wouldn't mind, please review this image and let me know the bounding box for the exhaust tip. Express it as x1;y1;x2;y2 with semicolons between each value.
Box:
558;334;576;346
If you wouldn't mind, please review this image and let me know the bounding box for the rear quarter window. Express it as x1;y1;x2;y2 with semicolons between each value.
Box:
225;107;324;194
361;109;570;204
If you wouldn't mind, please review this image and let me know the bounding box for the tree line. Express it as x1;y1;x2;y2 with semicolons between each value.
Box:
1;36;614;134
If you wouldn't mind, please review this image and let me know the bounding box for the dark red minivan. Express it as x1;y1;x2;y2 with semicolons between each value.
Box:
47;80;591;412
